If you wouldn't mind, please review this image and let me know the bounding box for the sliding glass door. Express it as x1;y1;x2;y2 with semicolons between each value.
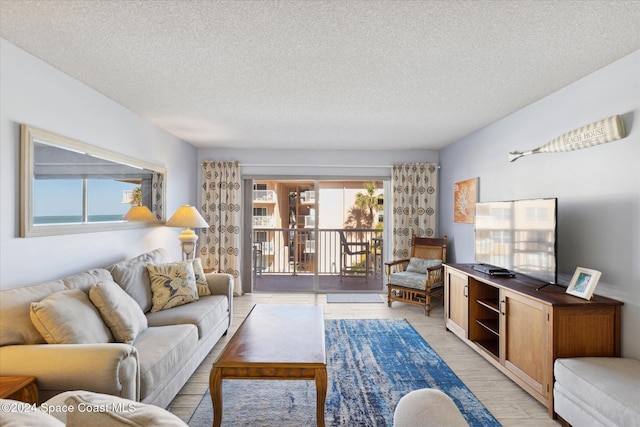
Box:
247;179;384;293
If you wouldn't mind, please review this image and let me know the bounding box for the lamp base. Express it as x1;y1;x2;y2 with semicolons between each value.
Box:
178;228;198;260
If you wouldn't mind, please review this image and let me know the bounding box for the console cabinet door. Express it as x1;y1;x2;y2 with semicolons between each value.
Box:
500;290;550;401
445;267;468;339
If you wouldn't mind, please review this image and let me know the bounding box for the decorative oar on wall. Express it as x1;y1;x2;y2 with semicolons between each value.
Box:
509;115;626;162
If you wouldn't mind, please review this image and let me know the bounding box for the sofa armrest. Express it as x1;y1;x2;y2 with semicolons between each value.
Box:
205;272;234;328
0;343;139;402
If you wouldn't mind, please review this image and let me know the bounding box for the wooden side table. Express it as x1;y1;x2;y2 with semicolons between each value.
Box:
0;376;39;405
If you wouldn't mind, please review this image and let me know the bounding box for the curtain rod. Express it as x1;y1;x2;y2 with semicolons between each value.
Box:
239;163;392;168
237;164;440;169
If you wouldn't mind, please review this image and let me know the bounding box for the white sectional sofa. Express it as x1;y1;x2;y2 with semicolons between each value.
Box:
554;357;640;427
0;248;233;409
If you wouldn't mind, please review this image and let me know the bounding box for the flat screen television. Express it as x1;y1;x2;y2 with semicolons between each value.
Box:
474;198;558;284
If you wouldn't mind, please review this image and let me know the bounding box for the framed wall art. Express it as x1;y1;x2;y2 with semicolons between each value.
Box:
453;177;477;224
566;267;601;300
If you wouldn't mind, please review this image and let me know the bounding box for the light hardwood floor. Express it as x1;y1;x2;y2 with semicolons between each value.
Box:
167;293;560;426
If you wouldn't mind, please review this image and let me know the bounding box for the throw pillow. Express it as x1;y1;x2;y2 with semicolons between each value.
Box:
30;288;113;344
0;280;66;346
62;391;188;427
89;281;149;344
147;262;199;313
406;257;443;274
107;248;169;313
187;258;212;296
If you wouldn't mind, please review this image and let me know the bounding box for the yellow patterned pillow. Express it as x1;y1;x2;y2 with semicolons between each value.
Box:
186;258;211;297
146;262;199;313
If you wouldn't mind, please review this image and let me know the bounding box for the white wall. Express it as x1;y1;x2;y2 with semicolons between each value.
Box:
0;39;199;289
439;50;640;358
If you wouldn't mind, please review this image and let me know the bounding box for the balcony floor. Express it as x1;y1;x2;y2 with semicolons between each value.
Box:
252;273;384;292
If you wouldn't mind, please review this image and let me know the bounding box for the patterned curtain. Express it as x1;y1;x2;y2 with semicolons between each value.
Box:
391;163;439;259
151;171;164;221
200;161;242;296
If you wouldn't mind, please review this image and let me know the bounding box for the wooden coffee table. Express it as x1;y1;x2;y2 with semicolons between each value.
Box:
210;304;327;427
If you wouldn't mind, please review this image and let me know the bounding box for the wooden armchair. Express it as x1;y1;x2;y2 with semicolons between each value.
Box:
385;236;447;316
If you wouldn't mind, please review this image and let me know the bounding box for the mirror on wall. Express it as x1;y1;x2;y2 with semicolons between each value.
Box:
20;124;166;237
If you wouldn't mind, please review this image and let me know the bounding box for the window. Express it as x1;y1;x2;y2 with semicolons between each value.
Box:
253;207;268;217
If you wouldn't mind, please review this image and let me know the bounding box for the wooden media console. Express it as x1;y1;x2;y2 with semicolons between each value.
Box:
443;263;622;417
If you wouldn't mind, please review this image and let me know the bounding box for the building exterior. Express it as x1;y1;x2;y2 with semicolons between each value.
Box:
252;180;383;276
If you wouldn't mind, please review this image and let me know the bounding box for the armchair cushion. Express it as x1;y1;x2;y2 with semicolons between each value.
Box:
389;271;430;290
406;258;442;273
30;288;113;344
147;262;199;313
90;281;148;344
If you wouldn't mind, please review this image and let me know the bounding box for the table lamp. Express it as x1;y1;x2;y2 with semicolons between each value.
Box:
166;205;209;260
123;205;157;222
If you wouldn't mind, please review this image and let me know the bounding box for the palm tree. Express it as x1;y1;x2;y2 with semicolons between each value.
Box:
344;206;370;233
354;182;380;226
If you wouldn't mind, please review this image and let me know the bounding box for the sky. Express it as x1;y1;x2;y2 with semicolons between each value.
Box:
33;179;138;217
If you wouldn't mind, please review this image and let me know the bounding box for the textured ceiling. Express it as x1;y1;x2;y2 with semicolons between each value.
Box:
1;0;639;150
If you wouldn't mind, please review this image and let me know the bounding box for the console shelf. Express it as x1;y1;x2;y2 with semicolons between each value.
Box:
444;263;623;418
476;318;499;335
477;298;499;312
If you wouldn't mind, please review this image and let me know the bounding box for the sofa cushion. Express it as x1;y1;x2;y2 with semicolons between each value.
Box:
554;357;640;427
146;294;229;339
133;324;198;401
56;390;188;427
107;248;169;313
187;257;212;297
90;281;149;344
0;280;66;346
406;257;442;273
0;399;65;426
147;262;199;313
30;288;113;344
61;268;114;293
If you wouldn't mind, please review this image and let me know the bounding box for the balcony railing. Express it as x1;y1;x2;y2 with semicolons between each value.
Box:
253;190;276;202
300;191;315;204
253;216;276;227
252;228;383;276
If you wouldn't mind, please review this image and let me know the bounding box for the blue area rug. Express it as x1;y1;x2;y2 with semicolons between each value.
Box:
188;319;500;426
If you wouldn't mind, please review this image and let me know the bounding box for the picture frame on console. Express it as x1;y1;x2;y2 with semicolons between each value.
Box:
566;267;601;300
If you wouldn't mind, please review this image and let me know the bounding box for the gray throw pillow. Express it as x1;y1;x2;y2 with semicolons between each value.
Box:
90;280;149;344
30;288;113;344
